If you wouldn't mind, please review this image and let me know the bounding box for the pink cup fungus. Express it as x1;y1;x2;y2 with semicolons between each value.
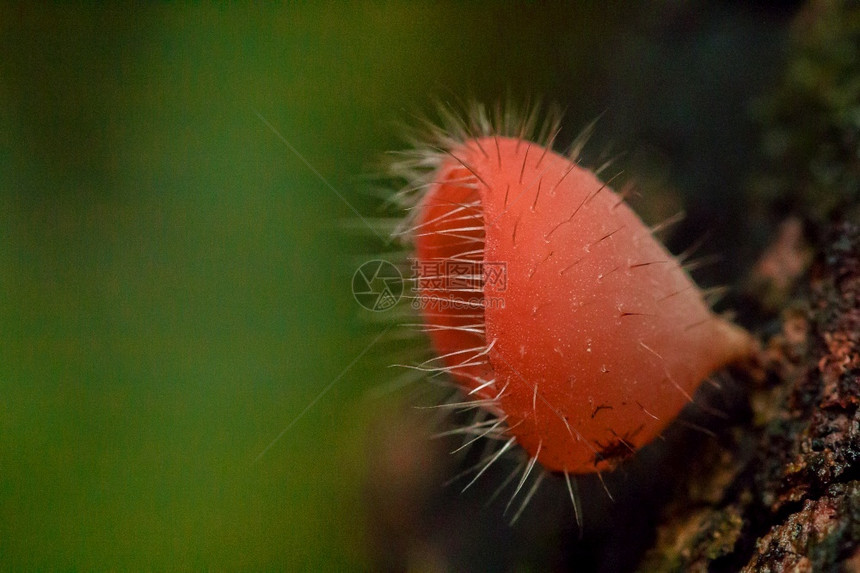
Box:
391;106;755;495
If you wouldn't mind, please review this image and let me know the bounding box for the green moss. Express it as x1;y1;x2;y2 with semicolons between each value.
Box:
753;0;860;226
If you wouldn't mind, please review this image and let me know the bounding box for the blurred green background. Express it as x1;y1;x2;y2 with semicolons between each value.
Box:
0;3;792;570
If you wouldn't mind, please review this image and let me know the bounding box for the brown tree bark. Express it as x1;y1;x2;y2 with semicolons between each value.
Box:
642;222;860;572
641;1;859;569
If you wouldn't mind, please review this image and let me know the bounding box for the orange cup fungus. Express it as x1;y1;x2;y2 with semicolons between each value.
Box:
406;129;754;476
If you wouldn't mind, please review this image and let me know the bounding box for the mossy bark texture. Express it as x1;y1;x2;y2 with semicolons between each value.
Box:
643;223;859;572
643;0;859;569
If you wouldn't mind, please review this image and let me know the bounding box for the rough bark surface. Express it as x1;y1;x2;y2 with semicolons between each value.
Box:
642;223;859;571
639;0;860;568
